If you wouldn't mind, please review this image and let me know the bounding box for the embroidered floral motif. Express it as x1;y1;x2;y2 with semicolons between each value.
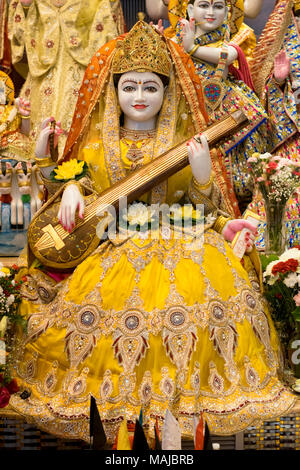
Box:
244;356;260;388
159;367;175;399
65;367;89;399
99;370;114;402
138;371;153;404
44;87;53;96
208;362;225;395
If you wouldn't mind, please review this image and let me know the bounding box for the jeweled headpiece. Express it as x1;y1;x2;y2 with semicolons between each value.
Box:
111;21;172;77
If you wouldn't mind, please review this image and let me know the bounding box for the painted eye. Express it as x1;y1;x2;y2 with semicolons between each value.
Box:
123;86;136;92
145;86;158;93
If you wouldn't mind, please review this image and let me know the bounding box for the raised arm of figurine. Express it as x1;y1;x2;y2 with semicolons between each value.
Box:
187;134;212;196
145;0;169;20
181;18;238;65
244;0;263;19
15;97;31;136
34;117;84;232
274;50;291;85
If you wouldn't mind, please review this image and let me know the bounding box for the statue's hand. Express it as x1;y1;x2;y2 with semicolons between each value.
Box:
150;19;164;34
15;97;30;117
35;117;63;158
20;0;33;5
274;50;290;83
222;220;257;253
58;184;85;233
187;134;212;185
180;17;196;53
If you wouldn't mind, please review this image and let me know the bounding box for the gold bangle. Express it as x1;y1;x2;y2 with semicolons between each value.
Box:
64;180;84;195
213;216;231;234
35;156;55;168
188;44;200;56
20;114;31;120
192;173;214;191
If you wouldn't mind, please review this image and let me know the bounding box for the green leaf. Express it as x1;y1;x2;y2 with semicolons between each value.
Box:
260;253;279;271
292;306;300;322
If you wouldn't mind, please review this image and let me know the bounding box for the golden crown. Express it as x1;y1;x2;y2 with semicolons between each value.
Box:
111;21;172;77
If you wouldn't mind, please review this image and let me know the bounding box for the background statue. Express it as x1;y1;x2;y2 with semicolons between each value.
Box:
8;0;125;157
250;0;300;246
166;0;269;215
145;0;264;60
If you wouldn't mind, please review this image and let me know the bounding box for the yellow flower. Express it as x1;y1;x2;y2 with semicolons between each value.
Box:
0;263;10;277
54;159;85;181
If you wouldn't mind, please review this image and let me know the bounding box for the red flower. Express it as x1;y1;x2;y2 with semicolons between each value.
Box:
271;259;299;275
268;161;278;171
275;293;283;300
285;258;299;272
0;387;10;408
272;261;289;275
6;379;19;395
12;264;19;271
21;276;28;283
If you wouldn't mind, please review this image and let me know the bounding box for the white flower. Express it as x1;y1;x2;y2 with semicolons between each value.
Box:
265;260;280;277
267;276;278;286
283;272;299;288
6;294;15;306
279;248;300;263
0;286;3;296
259;152;272;160
124;203;151;226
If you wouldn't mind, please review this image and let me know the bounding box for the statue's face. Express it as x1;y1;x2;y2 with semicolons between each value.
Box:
187;0;227;33
118;71;164;123
0;81;6;105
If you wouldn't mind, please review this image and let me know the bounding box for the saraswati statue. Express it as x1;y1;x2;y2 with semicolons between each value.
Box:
9;22;295;444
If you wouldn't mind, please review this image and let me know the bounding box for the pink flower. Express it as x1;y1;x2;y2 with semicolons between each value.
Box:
257;177;264;182
294;292;300;306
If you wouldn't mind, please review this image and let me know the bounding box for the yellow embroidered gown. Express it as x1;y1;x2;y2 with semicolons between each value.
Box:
9;25;295;443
